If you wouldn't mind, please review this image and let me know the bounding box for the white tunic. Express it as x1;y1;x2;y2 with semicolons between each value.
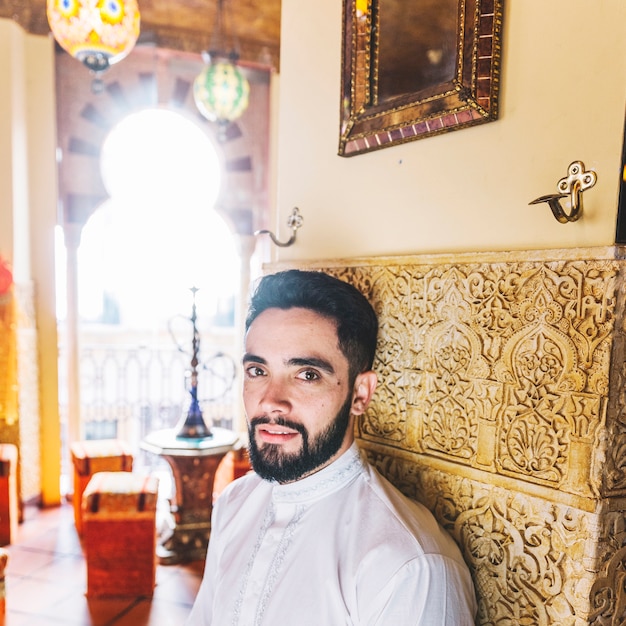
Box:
186;443;477;625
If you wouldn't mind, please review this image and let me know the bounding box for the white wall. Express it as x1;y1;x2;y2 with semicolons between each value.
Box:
273;0;626;262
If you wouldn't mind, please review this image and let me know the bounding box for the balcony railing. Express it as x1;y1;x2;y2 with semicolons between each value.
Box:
57;326;238;479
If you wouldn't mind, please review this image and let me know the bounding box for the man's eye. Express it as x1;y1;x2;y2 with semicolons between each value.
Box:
299;370;320;381
246;366;265;377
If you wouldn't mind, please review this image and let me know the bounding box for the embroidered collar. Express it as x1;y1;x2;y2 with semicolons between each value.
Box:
271;443;364;504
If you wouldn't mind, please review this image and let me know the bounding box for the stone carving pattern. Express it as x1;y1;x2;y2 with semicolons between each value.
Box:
332;261;616;499
605;269;626;494
364;446;626;625
15;282;41;500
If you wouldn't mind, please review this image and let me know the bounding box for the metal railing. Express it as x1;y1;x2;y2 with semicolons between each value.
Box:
57;326;238;479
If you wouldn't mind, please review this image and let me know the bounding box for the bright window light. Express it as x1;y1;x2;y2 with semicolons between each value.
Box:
65;107;239;328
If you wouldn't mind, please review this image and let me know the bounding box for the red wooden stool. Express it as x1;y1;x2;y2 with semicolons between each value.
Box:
70;439;133;535
0;444;18;546
83;471;159;598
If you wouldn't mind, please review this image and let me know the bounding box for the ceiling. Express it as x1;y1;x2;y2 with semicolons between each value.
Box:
0;0;282;70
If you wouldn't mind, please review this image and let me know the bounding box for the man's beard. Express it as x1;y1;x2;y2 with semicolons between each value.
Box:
247;394;352;483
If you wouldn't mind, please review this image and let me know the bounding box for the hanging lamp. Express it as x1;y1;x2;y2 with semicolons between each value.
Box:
47;0;140;85
193;0;250;137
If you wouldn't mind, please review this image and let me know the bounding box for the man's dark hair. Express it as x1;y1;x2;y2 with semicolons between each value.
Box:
245;270;378;379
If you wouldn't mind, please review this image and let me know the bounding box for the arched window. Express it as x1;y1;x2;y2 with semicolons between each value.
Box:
78;107;240;328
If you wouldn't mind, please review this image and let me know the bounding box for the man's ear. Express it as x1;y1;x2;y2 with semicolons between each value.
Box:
351;371;378;415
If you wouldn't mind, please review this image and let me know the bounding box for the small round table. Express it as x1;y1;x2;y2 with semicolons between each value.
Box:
141;427;240;564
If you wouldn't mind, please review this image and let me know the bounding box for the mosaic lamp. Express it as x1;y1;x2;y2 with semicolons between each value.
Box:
47;0;140;77
193;0;250;134
194;56;250;125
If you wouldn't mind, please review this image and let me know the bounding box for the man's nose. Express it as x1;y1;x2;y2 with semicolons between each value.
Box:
257;377;291;414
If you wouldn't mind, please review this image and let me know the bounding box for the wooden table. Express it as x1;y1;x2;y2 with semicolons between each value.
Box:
140;427;239;564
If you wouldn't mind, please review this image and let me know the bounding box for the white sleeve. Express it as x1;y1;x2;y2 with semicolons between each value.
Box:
362;554;477;626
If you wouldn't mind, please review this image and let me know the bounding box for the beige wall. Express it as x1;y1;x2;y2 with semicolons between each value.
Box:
273;0;626;262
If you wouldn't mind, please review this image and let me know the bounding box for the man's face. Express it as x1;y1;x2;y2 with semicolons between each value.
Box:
243;307;356;483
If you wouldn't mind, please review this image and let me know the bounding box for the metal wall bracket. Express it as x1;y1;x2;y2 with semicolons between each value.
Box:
255;207;303;247
529;161;597;223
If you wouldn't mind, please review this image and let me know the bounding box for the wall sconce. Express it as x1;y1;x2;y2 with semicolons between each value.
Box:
255;207;304;247
529;161;597;224
47;0;140;89
193;0;250;139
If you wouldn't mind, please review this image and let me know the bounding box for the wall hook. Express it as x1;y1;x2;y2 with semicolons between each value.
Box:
255;207;303;247
529;161;597;224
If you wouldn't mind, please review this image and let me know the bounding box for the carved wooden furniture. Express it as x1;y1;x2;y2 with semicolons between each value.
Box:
0;444;18;545
82;471;159;598
70;439;133;535
140;427;239;564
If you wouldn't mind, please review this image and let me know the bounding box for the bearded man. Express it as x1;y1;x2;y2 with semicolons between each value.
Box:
186;269;477;625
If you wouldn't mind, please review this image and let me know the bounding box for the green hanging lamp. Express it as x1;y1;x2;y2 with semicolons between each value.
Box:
193;0;250;137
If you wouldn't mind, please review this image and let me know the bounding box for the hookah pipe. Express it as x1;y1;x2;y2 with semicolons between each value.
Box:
175;287;213;439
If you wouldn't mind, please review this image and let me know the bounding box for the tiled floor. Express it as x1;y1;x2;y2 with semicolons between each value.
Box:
3;500;204;625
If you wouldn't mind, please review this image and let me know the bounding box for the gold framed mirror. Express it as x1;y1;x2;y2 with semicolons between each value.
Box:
339;0;504;157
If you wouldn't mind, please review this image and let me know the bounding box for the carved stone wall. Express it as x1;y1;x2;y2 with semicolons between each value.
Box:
279;247;626;625
14;281;40;503
0;280;40;508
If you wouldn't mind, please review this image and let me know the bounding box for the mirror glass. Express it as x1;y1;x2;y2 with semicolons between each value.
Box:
377;0;458;102
339;0;504;157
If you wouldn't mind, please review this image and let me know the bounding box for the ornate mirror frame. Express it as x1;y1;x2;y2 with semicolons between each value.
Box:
339;0;504;157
